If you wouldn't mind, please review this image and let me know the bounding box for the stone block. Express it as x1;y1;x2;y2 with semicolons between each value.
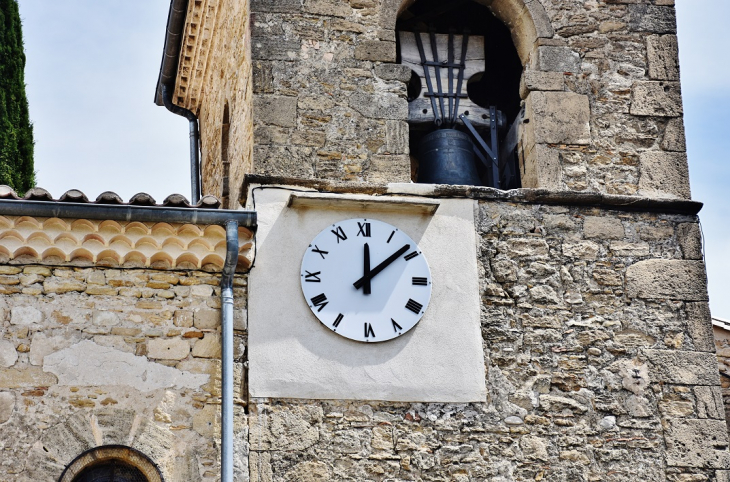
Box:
41;414;96;466
193;403;220;437
148;338;190;360
43;278;86;294
0;339;17;367
695;386;724;419
520;144;562;189
664;419;730;468
249;405;321;451
661;117;687;152
374;64;412;82
252;37;301;61
0;391;14;423
250;451;273;482
304;0;351;18
194;309;219;330
677;222;702;260
10;305;43;325
562;240;600;259
251;0;300;13
642;349;718;385
30;333;73;366
583;216;625;240
354;40;396;62
349;92;408;120
629;5;677;34
638;151;691;199
524;0;554;38
93;310;119;326
254;95;297;127
534;46;581;73
368;155;411;183
385;120;408;154
626;259;707;300
499;238;549;258
519;70;564;98
524;92;591;145
647;35;679;80
95;409;136;445
630;81;683;117
192;333;222;358
685;302;715;352
0;366;57;388
253;61;274;94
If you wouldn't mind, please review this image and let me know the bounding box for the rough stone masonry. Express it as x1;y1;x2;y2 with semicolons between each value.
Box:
0;0;725;480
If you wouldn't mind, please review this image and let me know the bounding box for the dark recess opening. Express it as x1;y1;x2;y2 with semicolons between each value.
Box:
397;0;523;188
72;460;148;482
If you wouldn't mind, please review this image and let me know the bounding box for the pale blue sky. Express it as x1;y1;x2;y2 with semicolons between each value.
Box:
17;1;730;318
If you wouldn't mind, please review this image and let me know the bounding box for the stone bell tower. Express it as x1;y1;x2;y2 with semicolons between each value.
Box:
161;0;724;480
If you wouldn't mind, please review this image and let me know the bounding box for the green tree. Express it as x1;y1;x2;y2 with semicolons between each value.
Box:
0;0;34;195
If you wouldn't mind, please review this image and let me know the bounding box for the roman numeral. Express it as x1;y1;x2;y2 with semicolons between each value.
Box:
387;230;395;243
391;318;402;332
404;251;419;261
310;293;328;312
357;222;371;237
333;313;344;328
412;277;428;286
364;323;375;339
304;271;321;282
405;299;423;314
311;245;328;259
331;226;347;243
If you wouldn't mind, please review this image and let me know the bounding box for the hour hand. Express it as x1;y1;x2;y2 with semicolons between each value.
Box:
363;243;371;295
353;244;410;290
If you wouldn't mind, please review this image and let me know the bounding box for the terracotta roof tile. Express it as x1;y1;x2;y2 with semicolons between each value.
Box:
0;186;221;209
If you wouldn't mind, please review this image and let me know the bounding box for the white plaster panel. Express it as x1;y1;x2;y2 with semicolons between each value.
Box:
43;340;209;391
247;187;487;402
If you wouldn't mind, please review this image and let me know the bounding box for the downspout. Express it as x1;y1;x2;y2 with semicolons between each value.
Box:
220;220;238;482
161;83;202;204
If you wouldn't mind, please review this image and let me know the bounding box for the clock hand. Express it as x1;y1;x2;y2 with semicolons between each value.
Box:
363;243;371;295
353;243;410;290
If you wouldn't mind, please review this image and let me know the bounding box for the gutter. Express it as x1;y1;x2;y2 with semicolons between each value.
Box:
154;0;202;204
0;199;255;227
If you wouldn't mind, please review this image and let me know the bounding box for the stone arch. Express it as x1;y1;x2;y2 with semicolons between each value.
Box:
22;409;200;482
58;445;163;482
383;0;553;66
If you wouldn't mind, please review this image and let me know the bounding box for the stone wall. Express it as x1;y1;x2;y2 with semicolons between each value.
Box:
175;0;254;209
0;266;247;481
715;326;730;439
242;195;727;481
172;0;690;200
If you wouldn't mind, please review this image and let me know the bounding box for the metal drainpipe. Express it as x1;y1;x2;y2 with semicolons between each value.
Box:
220;220;238;482
161;83;202;204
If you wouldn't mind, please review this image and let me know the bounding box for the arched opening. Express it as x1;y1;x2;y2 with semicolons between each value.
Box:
58;446;163;482
397;0;523;189
221;102;231;208
72;461;147;482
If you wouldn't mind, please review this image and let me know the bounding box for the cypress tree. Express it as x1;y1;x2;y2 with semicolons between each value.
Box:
0;0;34;195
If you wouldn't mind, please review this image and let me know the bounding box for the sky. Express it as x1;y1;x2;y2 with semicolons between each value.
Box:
15;1;730;318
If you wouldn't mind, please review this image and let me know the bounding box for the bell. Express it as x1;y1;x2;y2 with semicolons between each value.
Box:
417;129;481;185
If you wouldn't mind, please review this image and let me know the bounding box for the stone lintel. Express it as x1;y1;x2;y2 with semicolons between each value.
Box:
242;175;704;216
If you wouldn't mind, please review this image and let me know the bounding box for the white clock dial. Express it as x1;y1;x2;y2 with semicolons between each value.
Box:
300;218;432;343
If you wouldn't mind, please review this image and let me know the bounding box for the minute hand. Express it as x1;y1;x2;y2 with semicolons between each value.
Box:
353;244;410;290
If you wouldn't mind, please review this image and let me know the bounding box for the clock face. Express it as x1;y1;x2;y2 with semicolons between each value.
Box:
300;218;432;343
